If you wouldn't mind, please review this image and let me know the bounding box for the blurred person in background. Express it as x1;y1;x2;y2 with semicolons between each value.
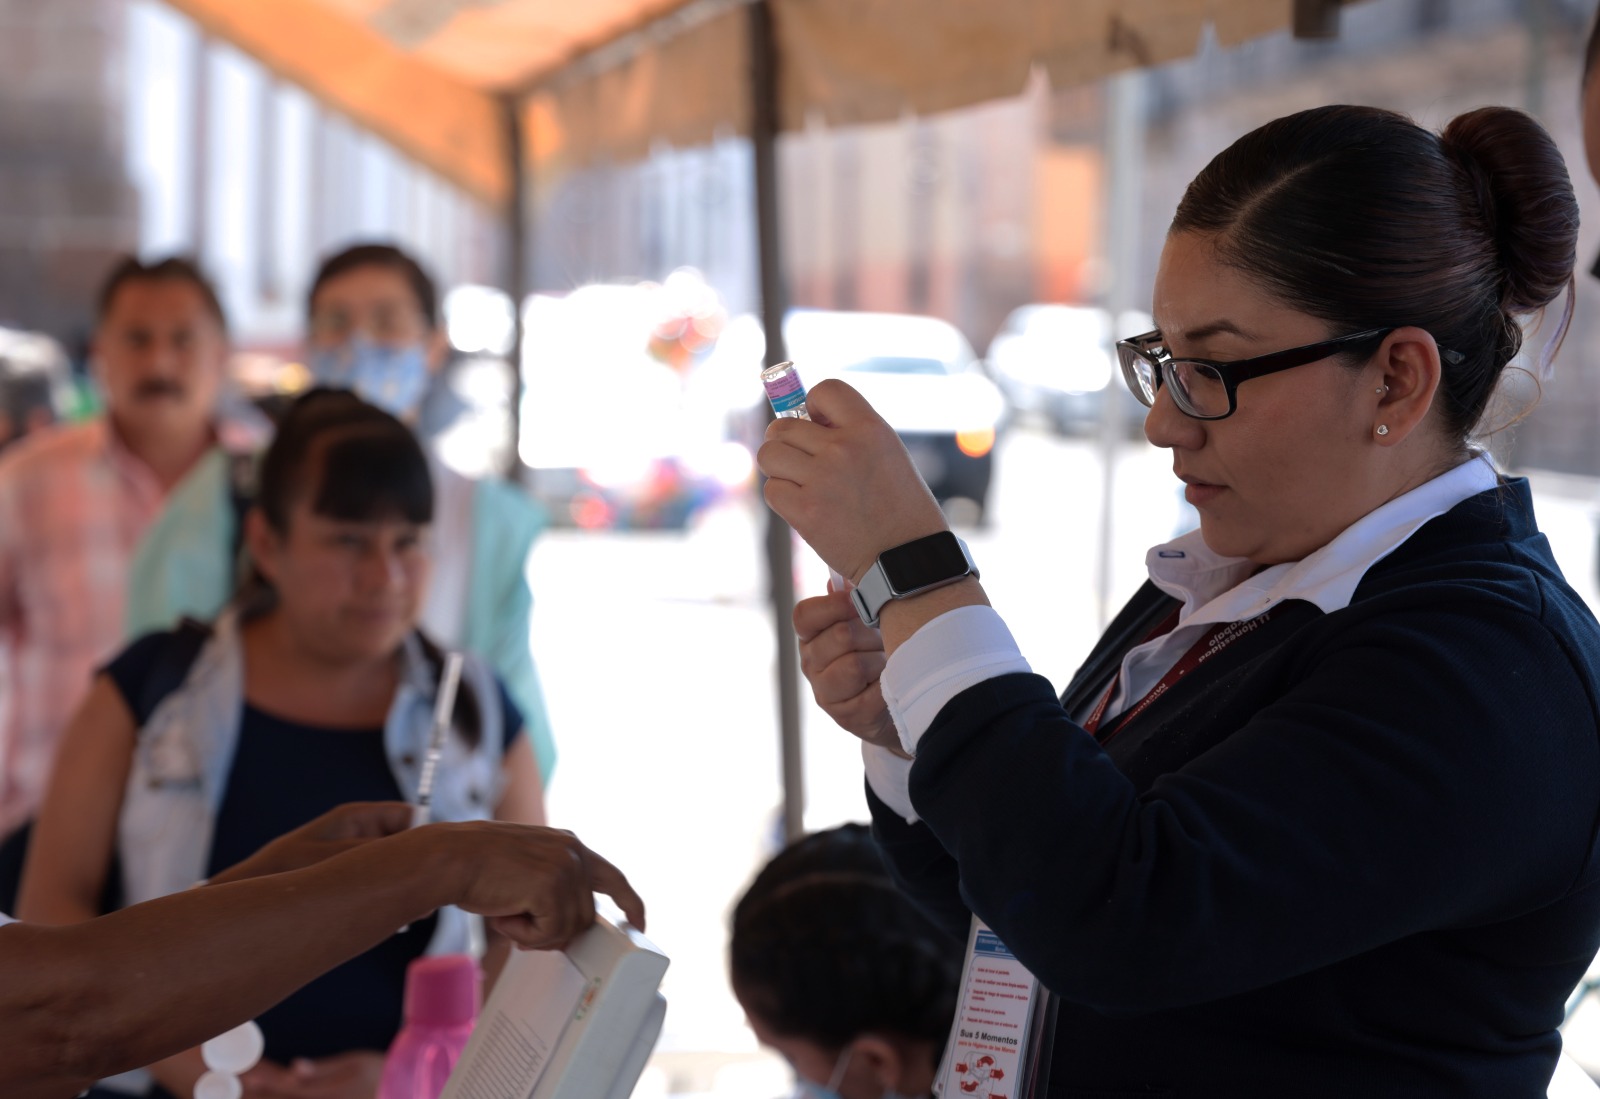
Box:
730;823;961;1099
0;379;57;452
0;256;233;857
0;325;87;453
20;389;546;1099
126;242;555;790
0;329;68;453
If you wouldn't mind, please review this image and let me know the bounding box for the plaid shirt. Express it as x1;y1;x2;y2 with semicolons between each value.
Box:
0;419;169;837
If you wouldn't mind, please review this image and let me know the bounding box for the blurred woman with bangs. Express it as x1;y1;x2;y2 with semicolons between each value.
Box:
18;388;544;1099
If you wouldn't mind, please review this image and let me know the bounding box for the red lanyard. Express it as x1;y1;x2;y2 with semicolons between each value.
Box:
1083;604;1277;744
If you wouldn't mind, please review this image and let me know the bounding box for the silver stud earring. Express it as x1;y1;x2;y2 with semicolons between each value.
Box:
1376;424;1390;437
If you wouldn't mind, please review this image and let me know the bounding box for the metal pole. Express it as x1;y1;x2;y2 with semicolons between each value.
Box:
190;32;212;260
1292;0;1341;39
255;77;280;302
502;94;530;483
1094;70;1146;627
1523;0;1548;121
749;0;805;843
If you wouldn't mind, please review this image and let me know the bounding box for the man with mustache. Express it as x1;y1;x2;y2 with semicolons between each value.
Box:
0;256;231;858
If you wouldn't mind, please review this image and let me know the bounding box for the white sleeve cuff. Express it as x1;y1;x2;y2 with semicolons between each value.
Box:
863;742;919;824
881;604;1031;755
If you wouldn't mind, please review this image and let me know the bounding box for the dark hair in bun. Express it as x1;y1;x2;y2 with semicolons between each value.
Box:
1171;104;1577;441
1439;108;1577;316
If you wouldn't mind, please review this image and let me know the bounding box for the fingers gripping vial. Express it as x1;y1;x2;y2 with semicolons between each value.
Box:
759;359;849;592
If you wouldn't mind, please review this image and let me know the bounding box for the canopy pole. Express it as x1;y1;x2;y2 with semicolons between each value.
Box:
749;0;804;843
1094;69;1146;627
1292;0;1341;38
189;31;212;260
502;94;530;483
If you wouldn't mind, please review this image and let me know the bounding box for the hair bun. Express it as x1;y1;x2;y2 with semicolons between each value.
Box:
1439;107;1578;315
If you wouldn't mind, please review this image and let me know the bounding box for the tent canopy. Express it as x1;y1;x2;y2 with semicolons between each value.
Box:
160;0;1351;205
156;0;1356;839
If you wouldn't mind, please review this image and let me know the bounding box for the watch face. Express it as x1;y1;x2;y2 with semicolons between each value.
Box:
881;531;969;593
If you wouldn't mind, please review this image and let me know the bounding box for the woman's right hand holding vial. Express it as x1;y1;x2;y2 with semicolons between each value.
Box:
759;379;948;585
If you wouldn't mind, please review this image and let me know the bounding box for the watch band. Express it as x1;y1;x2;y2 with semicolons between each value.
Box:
851;560;895;628
851;532;978;628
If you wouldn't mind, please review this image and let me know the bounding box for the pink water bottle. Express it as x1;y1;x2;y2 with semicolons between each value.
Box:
378;954;481;1099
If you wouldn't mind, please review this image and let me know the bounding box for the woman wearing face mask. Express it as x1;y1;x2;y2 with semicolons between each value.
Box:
300;244;458;435
731;824;961;1099
20;389;545;1099
761;104;1600;1096
125;243;557;796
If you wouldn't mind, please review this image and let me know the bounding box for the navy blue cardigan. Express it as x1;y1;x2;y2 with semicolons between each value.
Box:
870;478;1600;1097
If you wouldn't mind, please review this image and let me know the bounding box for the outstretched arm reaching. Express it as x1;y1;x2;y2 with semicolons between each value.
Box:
0;803;642;1099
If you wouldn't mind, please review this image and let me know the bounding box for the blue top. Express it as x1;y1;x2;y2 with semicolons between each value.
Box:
104;633;524;1069
870;479;1600;1097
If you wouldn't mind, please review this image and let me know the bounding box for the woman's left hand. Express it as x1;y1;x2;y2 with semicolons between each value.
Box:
794;585;897;750
757;378;949;582
241;1051;384;1098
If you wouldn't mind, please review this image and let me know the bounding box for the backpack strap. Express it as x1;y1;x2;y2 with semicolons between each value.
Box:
135;617;215;729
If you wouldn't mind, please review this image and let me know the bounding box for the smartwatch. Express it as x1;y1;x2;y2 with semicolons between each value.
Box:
850;531;979;628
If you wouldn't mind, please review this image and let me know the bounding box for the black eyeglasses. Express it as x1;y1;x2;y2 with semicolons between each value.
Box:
1117;327;1399;421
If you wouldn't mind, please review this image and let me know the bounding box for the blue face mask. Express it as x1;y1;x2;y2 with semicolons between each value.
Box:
307;335;430;419
791;1049;851;1099
790;1048;920;1099
793;1082;845;1099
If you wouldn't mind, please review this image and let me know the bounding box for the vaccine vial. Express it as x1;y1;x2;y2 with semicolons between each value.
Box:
761;360;810;420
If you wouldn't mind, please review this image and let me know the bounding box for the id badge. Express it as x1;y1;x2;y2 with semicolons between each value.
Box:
934;918;1054;1098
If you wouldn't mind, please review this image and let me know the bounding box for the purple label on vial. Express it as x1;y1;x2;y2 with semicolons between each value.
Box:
764;373;806;412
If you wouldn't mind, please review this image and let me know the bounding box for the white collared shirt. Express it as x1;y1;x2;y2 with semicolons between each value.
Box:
865;454;1500;823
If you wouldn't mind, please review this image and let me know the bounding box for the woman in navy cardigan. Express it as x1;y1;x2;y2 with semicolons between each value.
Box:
759;103;1600;1097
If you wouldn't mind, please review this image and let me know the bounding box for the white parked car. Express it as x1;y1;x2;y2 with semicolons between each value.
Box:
987;304;1151;435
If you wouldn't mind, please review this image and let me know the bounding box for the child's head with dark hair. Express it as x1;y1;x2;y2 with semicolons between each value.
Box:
730;824;960;1099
